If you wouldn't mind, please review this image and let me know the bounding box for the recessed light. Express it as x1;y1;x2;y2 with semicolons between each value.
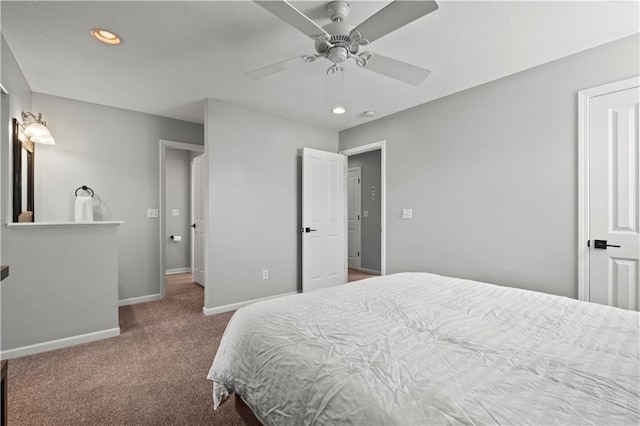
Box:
362;110;376;118
332;106;346;115
91;28;122;45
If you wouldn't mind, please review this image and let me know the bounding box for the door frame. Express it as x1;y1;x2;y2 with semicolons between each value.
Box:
339;140;387;276
577;76;640;302
347;166;362;270
159;139;205;299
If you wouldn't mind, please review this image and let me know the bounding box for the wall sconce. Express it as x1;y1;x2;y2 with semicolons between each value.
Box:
19;112;55;145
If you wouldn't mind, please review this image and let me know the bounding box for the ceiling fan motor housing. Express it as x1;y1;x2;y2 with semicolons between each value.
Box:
315;21;359;61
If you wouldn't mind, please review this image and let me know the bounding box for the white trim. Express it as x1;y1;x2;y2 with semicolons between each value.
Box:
118;293;161;306
339;140;387;276
0;327;120;360
165;267;191;275
159;140;205;300
356;267;381;275
6;221;123;228
577;76;640;302
202;291;298;316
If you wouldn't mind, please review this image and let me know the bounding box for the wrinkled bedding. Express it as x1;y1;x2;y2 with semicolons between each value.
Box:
207;272;640;425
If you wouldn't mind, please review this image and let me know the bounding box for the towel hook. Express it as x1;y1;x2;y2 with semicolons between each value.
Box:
75;185;94;198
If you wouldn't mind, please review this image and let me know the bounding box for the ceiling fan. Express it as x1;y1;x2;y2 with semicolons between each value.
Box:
245;0;439;87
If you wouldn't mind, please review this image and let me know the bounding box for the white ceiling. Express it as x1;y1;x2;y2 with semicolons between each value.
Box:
2;1;638;131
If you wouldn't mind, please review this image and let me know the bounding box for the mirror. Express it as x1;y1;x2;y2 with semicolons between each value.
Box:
13;118;34;222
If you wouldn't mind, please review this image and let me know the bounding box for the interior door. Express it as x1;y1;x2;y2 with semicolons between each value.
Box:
589;86;640;310
192;154;206;286
302;148;346;292
347;167;361;270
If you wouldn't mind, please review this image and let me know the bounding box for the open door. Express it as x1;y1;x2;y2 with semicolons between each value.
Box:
347;167;362;270
302;148;346;292
587;85;639;310
192;154;206;286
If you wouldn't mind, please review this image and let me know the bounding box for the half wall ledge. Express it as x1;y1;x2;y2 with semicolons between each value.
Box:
6;221;124;228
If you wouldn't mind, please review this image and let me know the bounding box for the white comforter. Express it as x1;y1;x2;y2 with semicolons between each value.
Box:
207;273;640;425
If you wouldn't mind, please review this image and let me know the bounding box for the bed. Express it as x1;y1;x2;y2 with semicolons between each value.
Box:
207;272;640;425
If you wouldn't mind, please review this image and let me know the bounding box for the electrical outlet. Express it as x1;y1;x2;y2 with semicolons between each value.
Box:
402;208;413;219
171;209;180;216
147;208;159;218
262;269;269;280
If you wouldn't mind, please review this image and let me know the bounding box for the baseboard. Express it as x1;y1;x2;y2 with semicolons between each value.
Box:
358;267;381;275
165;268;191;275
202;291;298;316
118;293;161;307
0;327;120;360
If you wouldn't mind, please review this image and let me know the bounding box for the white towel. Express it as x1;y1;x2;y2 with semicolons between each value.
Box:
74;196;94;222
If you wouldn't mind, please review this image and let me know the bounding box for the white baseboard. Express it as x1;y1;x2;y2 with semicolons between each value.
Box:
202;291;298;316
0;327;120;360
358;267;381;275
118;293;161;307
165;267;191;275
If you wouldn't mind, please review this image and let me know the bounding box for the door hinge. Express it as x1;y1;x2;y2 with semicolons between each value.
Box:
358;178;360;184
358;214;360;220
358;251;360;257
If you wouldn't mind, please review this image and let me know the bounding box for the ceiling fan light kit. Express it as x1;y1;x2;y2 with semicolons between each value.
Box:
249;0;439;114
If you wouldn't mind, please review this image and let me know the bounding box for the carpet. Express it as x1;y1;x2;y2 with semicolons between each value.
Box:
7;284;243;425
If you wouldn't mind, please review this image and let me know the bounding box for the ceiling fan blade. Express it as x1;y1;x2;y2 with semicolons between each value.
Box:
255;1;331;41
361;53;431;86
244;55;313;80
351;0;439;45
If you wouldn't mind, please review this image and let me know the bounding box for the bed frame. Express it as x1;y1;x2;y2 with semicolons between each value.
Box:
234;394;262;425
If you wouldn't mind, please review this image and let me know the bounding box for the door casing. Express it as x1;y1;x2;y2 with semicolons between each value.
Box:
340;140;387;276
159;139;205;299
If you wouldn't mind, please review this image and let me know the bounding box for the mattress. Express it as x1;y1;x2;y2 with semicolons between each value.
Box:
207;272;640;425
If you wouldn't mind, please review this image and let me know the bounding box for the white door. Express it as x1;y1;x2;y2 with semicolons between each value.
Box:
347;167;361;269
302;148;346;292
192;154;206;286
588;86;640;310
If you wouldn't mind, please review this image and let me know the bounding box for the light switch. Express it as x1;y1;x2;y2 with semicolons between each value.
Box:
363;210;369;218
171;209;180;216
147;208;159;218
402;208;413;219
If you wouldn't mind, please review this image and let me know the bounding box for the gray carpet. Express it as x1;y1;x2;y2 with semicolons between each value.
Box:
7;285;244;425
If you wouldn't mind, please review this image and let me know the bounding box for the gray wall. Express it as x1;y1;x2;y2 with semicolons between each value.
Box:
1;35;32;226
165;147;192;271
204;99;338;309
1;35;34;351
339;34;640;299
30;93;203;301
2;224;120;353
348;150;381;272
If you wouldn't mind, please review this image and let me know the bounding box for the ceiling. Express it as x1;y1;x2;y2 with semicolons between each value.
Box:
2;1;638;131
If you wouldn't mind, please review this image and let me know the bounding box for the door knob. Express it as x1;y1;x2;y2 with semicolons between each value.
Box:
303;227;317;233
589;239;620;249
191;224;196;229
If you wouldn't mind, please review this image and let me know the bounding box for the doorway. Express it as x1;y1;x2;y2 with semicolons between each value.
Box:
341;141;386;278
159;140;205;300
300;141;386;292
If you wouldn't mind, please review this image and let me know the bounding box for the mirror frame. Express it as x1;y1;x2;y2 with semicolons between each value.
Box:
12;118;34;222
